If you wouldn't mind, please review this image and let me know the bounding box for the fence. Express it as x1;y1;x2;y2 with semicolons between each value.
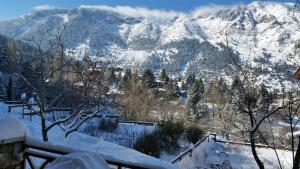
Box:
215;139;290;151
171;134;290;164
23;137;149;169
171;135;209;164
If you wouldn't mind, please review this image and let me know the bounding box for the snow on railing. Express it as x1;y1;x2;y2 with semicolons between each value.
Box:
0;118;27;144
171;135;210;164
24;136;149;169
215;139;291;151
119;120;157;126
3;101;24;104
0;118;175;169
170;133;291;165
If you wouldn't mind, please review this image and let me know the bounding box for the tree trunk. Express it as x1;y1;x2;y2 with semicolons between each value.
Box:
293;136;300;169
40;108;48;142
250;132;264;169
249;113;264;169
290;118;295;164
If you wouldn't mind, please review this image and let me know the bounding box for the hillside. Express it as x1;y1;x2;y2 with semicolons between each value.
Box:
0;1;299;89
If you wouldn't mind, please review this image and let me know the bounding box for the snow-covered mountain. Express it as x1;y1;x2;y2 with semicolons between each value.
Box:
0;1;299;88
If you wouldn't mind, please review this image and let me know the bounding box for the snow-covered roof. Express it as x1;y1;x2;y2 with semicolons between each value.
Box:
0;118;26;144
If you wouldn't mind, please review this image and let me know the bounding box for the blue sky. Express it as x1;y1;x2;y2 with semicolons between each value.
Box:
0;0;295;20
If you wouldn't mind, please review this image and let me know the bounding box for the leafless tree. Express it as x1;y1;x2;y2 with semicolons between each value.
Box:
16;25;71;141
222;31;300;169
17;25;112;141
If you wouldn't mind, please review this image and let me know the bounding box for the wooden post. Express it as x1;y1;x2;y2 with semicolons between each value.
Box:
29;106;32;121
22;154;27;169
52;110;55;122
22;105;24;119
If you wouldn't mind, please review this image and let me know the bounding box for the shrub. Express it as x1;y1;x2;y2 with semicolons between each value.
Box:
186;125;203;144
83;123;99;136
99;117;119;131
134;120;185;157
157;120;184;153
134;133;160;157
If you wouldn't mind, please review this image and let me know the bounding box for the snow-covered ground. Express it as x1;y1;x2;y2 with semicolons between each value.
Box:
175;137;293;169
0;101;295;169
0;102;178;169
79;118;156;147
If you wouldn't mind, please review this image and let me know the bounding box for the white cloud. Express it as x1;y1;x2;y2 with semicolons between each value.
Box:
191;4;245;17
32;3;247;19
79;5;183;19
33;5;56;11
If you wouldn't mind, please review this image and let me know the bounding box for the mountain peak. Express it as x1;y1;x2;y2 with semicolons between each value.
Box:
0;1;299;89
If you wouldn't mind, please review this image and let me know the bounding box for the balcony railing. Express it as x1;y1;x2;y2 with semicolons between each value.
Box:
23;137;148;169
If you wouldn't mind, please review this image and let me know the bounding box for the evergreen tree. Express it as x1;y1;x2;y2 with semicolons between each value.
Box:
0;72;3;96
231;76;242;90
120;69;132;90
217;78;227;96
159;69;169;84
131;68;140;85
115;71;122;85
272;90;278;100
186;74;196;88
198;78;205;94
259;83;271;112
142;69;155;88
108;69;116;85
6;77;13;101
207;77;228;104
123;69;132;83
260;84;269;98
231;75;244;99
187;79;204;114
181;81;188;91
165;80;180;99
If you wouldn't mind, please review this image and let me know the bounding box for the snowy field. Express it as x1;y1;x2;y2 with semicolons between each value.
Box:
175;137;293;169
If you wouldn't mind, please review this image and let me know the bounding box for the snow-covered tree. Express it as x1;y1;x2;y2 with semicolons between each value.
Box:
187;78;204;115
